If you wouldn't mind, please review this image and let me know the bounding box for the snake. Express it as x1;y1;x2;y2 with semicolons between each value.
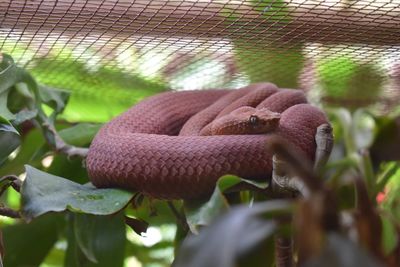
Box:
86;83;329;199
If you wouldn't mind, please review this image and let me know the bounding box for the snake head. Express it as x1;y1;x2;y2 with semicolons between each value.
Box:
207;106;281;135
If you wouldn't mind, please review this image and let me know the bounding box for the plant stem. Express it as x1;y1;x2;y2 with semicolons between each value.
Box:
167;201;189;233
36;111;88;158
0;207;20;219
0;175;21;194
275;236;293;267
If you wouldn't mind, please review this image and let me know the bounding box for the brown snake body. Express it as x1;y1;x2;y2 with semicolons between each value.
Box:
86;83;329;199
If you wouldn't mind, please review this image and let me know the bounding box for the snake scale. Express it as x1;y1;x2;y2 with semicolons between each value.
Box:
86;83;329;199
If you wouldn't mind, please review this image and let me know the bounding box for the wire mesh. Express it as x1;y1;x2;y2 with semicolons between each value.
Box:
1;0;399;118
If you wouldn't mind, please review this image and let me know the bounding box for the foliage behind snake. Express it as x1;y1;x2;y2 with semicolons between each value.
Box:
86;83;329;199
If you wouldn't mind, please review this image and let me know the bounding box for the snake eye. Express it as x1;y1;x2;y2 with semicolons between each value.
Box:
249;115;258;125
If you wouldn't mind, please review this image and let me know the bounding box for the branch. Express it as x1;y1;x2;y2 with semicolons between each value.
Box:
0;207;20;219
0;175;21;194
275;236;293;267
167;201;189;233
40;120;89;158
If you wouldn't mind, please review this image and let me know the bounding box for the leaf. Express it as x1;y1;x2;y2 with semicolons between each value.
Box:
184;175;269;234
59;123;102;146
376;162;400;194
381;216;398;255
330;108;356;154
0;116;18;134
39;85;70;113
174;200;292;267
20;166;135;220
352;109;376;150
183;175;240;234
0;117;20;165
0;91;15;120
0;129;45;176
2;213;65;267
303;233;384;267
13;109;38;125
0;54;20;94
0;54;24;120
371;116;400;164
65;212;126;267
382;167;400;221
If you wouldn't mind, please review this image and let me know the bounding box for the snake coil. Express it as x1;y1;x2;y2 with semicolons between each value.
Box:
87;83;329;199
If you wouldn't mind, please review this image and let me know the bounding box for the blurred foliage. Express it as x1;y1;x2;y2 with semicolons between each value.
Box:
222;0;302;88
0;53;399;267
234;44;304;88
317;57;384;107
31;57;167;122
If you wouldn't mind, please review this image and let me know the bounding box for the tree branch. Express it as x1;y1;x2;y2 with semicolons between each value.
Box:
40;120;89;158
0;207;20;219
0;175;21;194
167;201;189;233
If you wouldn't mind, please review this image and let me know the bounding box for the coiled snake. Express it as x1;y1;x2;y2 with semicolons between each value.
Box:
86;83;329;199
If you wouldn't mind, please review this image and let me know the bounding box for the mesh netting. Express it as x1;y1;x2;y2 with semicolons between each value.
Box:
1;0;399;120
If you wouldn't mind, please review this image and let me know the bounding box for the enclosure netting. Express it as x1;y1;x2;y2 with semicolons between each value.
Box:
1;1;399;121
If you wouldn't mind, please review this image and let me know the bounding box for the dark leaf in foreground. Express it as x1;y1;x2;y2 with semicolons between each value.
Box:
174;200;292;267
65;212;126;267
303;233;384;267
125;216;149;235
21;165;134;220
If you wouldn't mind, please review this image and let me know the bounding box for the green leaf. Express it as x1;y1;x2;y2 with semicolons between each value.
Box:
0;54;25;120
330;108;356;154
65;213;126;267
39;85;70;113
175;200;292;267
184;175;240;234
0;54;20;94
59;123;102;146
0;91;15;120
303;233;384;267
0;116;18;134
0;116;20;165
184;175;269;234
376;162;400;194
0;129;45;176
74;213;126;265
2;213;65;267
382;167;400;221
381;216;398;255
352;109;376;150
13;109;38;125
21;166;135;220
